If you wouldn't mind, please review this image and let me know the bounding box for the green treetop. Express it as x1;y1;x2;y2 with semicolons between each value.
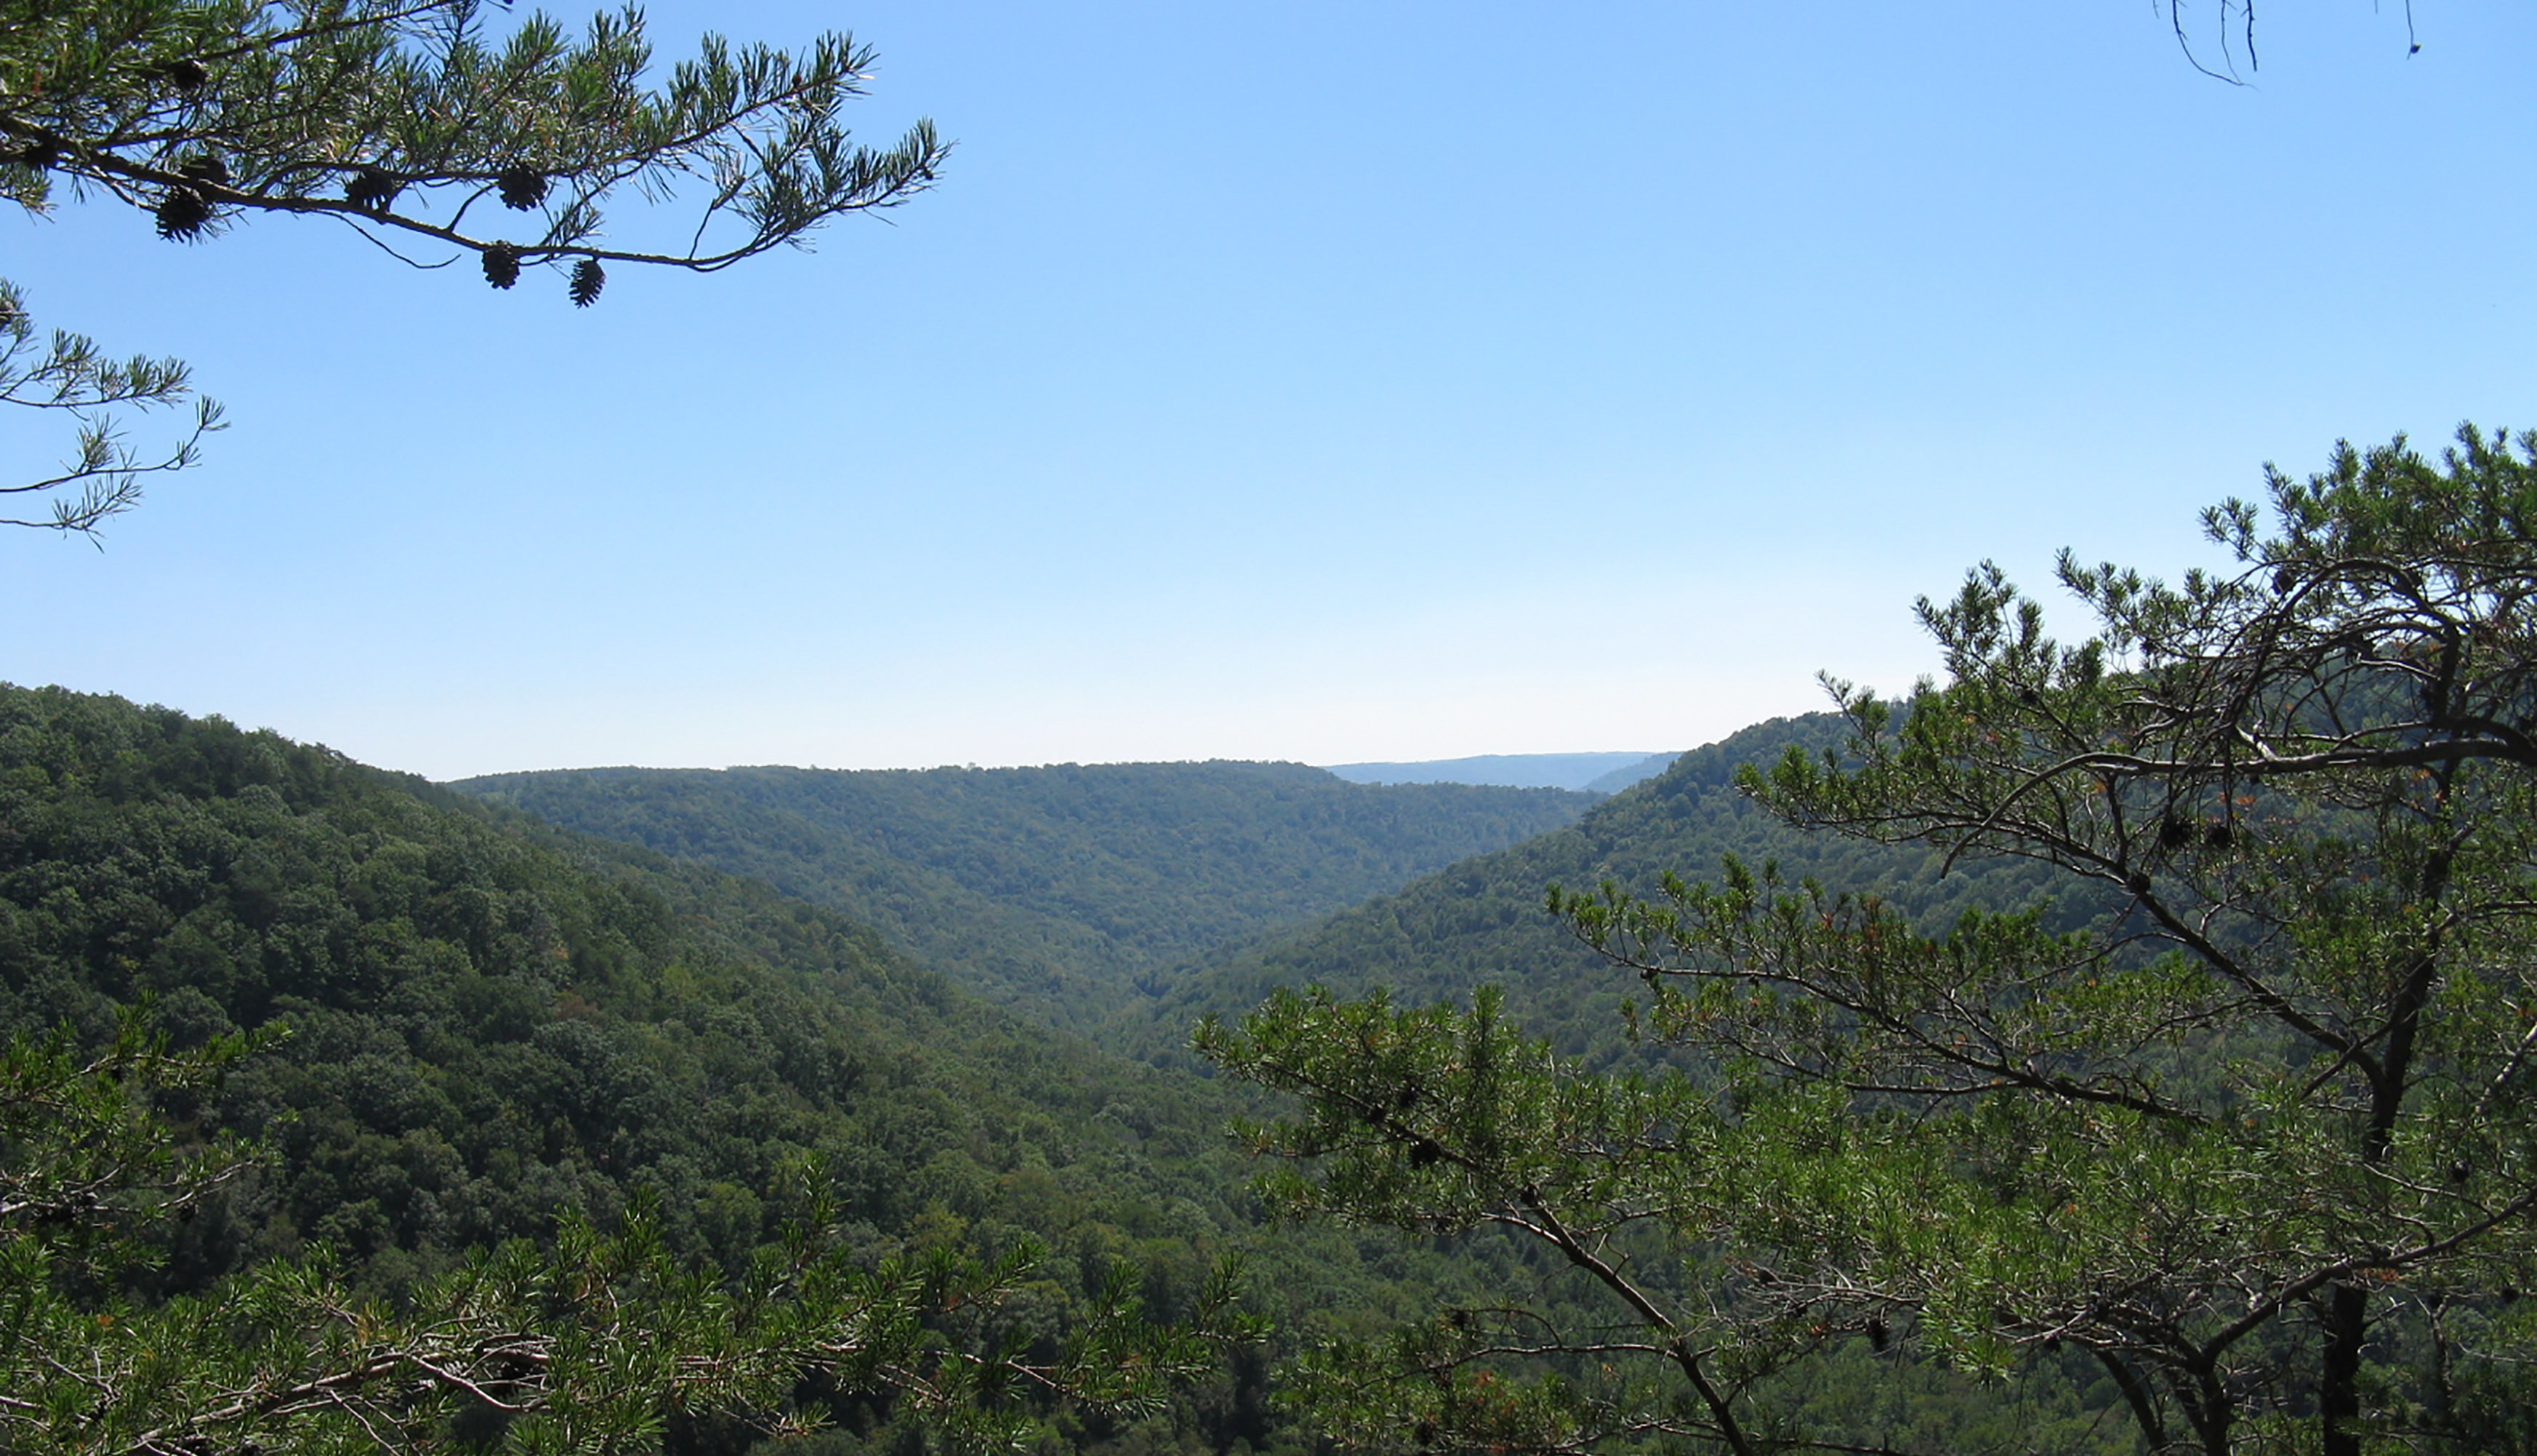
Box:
2;1021;1252;1456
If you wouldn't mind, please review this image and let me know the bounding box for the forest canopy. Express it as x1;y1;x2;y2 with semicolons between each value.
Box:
0;685;1266;1454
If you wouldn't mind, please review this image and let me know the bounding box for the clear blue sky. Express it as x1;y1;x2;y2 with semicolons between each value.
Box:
5;3;2530;780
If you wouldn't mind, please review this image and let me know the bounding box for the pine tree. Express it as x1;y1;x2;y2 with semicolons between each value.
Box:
1;1;946;535
1202;425;2537;1455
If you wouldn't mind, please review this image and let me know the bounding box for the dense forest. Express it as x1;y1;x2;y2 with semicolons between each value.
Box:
1;683;2147;1454
0;685;1553;1456
450;763;1598;1032
7;0;2512;1447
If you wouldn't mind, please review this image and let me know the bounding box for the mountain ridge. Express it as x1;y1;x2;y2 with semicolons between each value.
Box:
449;760;1601;1031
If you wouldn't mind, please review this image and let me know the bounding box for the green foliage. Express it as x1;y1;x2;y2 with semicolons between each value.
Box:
454;763;1599;1034
4;1131;1247;1455
1196;986;2137;1456
0;683;1273;1453
1694;427;2537;1450
0;277;224;534
0;1010;266;1274
1;0;944;532
1202;426;2537;1455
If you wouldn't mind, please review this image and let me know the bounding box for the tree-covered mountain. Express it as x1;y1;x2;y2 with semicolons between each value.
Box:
0;685;1207;1274
1127;712;2096;1066
1578;751;1680;794
0;684;1514;1456
0;684;2155;1454
449;763;1599;1031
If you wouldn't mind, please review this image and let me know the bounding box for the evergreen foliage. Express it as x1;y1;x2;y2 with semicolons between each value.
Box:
1200;426;2537;1455
1;1;944;534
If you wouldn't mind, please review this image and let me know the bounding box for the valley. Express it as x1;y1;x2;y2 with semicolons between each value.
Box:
2;681;2114;1455
13;560;2533;1456
447;760;1600;1033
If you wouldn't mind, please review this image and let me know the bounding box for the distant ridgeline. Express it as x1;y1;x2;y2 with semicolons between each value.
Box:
1322;749;1678;794
449;761;1600;1032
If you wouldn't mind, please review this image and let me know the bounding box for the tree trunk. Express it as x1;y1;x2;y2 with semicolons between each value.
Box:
2320;1282;2367;1456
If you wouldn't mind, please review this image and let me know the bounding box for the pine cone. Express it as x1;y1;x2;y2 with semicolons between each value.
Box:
343;166;399;217
482;243;522;290
16;139;58;171
155;186;214;241
496;165;547;210
568;257;605;307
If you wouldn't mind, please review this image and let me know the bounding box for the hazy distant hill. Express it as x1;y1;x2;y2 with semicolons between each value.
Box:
449;761;1598;1032
1323;750;1677;792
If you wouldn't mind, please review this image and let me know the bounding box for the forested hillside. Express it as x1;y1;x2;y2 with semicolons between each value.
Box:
1175;433;2537;1455
1;683;2161;1453
0;683;2200;1455
450;763;1597;1031
0;685;1517;1456
1132;712;2096;1064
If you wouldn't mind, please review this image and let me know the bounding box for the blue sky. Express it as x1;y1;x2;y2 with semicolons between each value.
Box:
5;3;2530;779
